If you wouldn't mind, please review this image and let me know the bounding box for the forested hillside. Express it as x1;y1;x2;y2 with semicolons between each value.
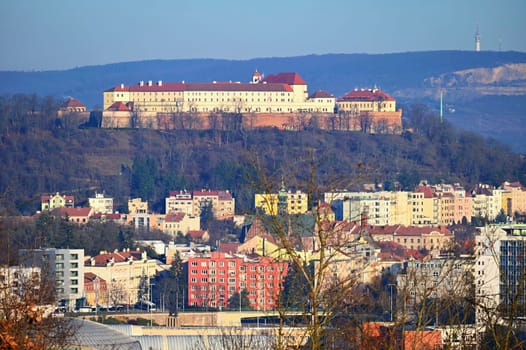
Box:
1;94;524;216
1;50;525;152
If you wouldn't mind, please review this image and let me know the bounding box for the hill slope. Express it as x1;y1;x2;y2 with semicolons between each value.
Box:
1;51;525;151
0;96;524;215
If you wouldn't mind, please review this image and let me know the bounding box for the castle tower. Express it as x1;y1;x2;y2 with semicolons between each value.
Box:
475;27;481;52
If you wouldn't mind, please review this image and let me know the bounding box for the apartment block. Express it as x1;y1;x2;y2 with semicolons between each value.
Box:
88;192;114;214
166;190;235;220
475;224;526;325
187;252;287;311
19;248;84;310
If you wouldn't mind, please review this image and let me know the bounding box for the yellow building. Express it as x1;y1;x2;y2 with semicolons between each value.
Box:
255;185;308;216
41;192;74;211
84;249;166;305
336;88;402;133
501;181;526;215
102;71;336;128
128;198;148;215
163;212;200;236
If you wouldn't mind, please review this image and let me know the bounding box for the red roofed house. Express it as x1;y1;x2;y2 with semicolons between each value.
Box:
59;97;87;113
337;88;402;133
84;272;107;307
84;249;165;305
57;97;90;124
41;192;75;211
51;207;93;224
186;230;209;242
163;212;200;237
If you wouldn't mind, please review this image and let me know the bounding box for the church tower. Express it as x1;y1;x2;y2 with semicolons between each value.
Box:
252;69;262;84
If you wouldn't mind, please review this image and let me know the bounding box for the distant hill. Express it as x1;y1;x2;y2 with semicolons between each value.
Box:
1;50;525;151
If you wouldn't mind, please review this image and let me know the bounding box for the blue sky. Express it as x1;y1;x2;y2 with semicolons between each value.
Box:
1;0;525;71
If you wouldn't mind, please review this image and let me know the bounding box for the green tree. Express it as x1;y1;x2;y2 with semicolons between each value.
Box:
228;289;251;310
131;155;158;200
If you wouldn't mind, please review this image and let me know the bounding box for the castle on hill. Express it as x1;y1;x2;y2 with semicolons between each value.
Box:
102;71;402;133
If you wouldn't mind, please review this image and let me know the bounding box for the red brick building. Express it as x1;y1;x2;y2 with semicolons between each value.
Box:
187;252;288;311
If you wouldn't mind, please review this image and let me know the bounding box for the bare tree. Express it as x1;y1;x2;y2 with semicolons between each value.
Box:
0;266;77;349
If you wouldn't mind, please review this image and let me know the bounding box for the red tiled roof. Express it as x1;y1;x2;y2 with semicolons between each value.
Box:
107;101;130;111
263;72;307;85
165;212;186;222
218;242;240;254
404;330;443;350
107;81;292;93
53;207;92;217
414;185;436;198
86;250;144;267
339;89;395;102
84;272;105;283
309;90;334;99
62;98;85;109
187;230;206;239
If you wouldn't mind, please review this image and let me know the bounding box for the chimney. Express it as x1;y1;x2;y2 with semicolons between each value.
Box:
139;80;144;87
148;80;153;86
120;83;124;89
158;80;162;86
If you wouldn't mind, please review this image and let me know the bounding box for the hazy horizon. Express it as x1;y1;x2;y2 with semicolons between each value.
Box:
1;0;525;71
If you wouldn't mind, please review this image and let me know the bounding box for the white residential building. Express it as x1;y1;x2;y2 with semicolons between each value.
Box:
19;248;84;310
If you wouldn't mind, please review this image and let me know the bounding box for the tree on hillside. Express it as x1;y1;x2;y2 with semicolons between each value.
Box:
131;155;158;200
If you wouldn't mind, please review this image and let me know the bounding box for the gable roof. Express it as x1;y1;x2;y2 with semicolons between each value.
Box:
86;249;145;267
263;72;307;85
107;101;131;111
165;212;187;222
339;89;395;102
62;98;85;109
217;242;241;254
309;90;334;99
53;207;92;217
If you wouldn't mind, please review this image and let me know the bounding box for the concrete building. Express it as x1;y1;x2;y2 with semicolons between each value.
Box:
88;192;114;214
187;252;287;311
471;184;502;221
19;248;85;310
255;187;308;216
501;181;526;215
166;190;235;220
475;224;526;325
397;255;474;311
84;249;166;305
